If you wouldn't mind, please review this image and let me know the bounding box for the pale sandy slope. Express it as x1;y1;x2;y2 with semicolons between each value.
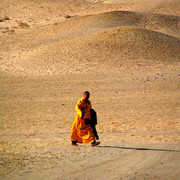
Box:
0;0;180;179
0;0;180;76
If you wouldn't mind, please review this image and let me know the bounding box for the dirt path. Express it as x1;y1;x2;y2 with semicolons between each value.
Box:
3;134;180;180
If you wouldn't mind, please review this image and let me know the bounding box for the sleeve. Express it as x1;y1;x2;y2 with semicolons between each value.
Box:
75;99;83;117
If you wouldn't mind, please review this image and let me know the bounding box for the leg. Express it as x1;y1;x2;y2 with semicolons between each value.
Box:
91;125;99;140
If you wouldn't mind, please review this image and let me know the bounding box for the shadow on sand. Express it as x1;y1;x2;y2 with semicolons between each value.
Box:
98;145;180;152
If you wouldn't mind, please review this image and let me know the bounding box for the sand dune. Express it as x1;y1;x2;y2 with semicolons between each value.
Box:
74;11;180;36
1;10;180;76
23;26;179;75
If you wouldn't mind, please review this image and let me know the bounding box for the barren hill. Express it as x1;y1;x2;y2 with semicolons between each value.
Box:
1;10;180;76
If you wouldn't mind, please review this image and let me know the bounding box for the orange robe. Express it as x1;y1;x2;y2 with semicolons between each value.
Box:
70;97;95;143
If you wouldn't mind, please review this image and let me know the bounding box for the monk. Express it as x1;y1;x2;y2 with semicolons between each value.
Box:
70;91;100;147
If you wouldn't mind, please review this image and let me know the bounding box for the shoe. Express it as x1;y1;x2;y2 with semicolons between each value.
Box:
72;144;78;146
72;141;78;146
91;141;100;147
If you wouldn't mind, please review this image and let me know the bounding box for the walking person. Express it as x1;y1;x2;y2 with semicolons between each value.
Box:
70;91;100;147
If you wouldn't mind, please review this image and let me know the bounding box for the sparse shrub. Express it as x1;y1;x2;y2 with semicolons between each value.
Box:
0;16;10;22
2;29;15;34
17;21;30;28
64;15;71;19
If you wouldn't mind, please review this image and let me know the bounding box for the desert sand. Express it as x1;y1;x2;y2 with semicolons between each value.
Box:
0;0;180;179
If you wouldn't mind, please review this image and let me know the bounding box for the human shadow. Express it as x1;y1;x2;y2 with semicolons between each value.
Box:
98;145;180;152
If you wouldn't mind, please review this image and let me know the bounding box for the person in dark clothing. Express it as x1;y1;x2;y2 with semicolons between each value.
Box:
85;109;99;140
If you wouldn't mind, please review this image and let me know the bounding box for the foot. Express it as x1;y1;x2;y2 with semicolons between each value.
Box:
72;141;78;146
91;141;100;147
72;144;78;146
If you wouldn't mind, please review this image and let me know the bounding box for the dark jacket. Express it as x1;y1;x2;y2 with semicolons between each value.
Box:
85;109;99;140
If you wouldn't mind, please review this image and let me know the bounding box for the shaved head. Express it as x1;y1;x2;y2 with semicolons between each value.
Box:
83;91;90;100
84;91;90;95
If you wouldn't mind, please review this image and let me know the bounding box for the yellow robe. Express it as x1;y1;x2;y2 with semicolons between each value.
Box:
70;97;95;143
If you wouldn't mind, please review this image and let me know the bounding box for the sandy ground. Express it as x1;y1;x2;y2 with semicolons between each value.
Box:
0;0;180;179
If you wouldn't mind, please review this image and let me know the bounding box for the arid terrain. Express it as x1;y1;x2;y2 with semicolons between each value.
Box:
0;0;180;179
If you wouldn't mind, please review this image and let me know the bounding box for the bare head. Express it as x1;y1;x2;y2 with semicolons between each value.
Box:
83;91;90;100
